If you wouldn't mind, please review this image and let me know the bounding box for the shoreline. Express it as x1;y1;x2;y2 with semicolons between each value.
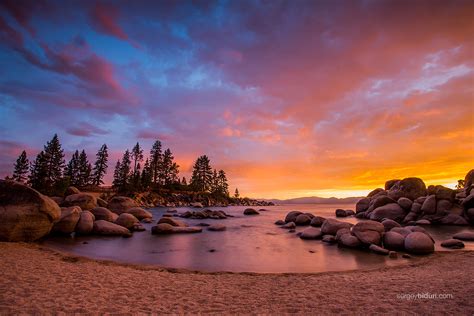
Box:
1;242;473;314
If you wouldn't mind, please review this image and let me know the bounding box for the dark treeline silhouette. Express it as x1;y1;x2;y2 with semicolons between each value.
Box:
8;134;231;198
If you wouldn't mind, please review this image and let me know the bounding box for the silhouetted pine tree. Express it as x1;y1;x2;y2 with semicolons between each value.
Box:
149;140;162;185
12;150;29;183
190;155;213;192
43;134;65;185
112;160;121;188
234;188;240;198
181;177;187;186
141;158;152;189
131;142;143;175
211;169;219;192
92;144;108;186
217;170;229;196
29;151;49;190
65;150;80;186
161;148;179;185
78;150;91;188
114;149;131;192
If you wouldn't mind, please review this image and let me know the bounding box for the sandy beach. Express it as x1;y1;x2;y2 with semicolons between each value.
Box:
0;242;472;314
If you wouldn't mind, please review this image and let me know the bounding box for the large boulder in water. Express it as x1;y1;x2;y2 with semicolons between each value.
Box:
125;207;152;220
75;210;94;235
0;180;61;242
151;223;202;234
90;207;117;222
115;213;140;229
383;231;405;250
369;203;406;222
285;211;302;223
299;227;322;240
63;193;97;210
243;208;259;215
52;206;81;234
158;217;188;227
92;220;131;237
338;233;361;248
387;177;427;201
295;213;311;225
356;198;370;213
321;219;352;235
351;220;384;245
310;216;326;227
404;232;434;254
108;196;139;214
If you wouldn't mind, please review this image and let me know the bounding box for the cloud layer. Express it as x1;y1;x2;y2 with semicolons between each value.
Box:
0;0;473;198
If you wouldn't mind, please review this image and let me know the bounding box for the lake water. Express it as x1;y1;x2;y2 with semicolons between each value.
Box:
42;204;474;273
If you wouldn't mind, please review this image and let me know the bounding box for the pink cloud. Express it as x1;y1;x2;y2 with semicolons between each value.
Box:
90;2;128;41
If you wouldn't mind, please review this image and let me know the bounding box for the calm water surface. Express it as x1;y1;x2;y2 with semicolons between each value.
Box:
43;204;474;273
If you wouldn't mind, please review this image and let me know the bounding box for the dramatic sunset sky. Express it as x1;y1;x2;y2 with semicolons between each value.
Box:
0;0;473;199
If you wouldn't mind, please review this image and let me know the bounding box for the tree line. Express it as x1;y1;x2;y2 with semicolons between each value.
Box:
9;134;237;197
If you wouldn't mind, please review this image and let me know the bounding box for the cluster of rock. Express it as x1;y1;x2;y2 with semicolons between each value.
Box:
355;170;474;226
131;191;273;208
150;217;225;234
0;181;153;241
276;208;473;256
179;209;232;219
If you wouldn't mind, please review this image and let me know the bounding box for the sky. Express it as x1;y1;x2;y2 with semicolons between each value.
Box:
0;0;473;199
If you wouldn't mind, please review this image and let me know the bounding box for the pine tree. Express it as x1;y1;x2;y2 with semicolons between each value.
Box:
234;188;240;198
211;169;218;193
190;155;213;192
161;148;179;185
116;149;131;191
141;158;152;189
12;150;29;183
217;170;229;196
78;150;91;188
181;177;187;186
65;150;80;186
92;144;108;186
149;140;162;185
131;142;143;176
43;134;65;185
29;151;49;190
112;160;121;188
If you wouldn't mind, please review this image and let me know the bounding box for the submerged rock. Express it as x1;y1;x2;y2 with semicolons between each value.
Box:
440;239;465;249
274;220;285;225
208;224;226;231
299;227;322;240
151;223;202;234
452;232;474;241
243;208;259;215
369;244;389;255
92;220;132;237
158;217;188;227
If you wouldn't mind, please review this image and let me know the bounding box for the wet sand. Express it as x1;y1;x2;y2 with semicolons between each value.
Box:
0;242;473;314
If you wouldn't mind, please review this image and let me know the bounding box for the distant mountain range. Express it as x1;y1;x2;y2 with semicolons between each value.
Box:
264;196;363;205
